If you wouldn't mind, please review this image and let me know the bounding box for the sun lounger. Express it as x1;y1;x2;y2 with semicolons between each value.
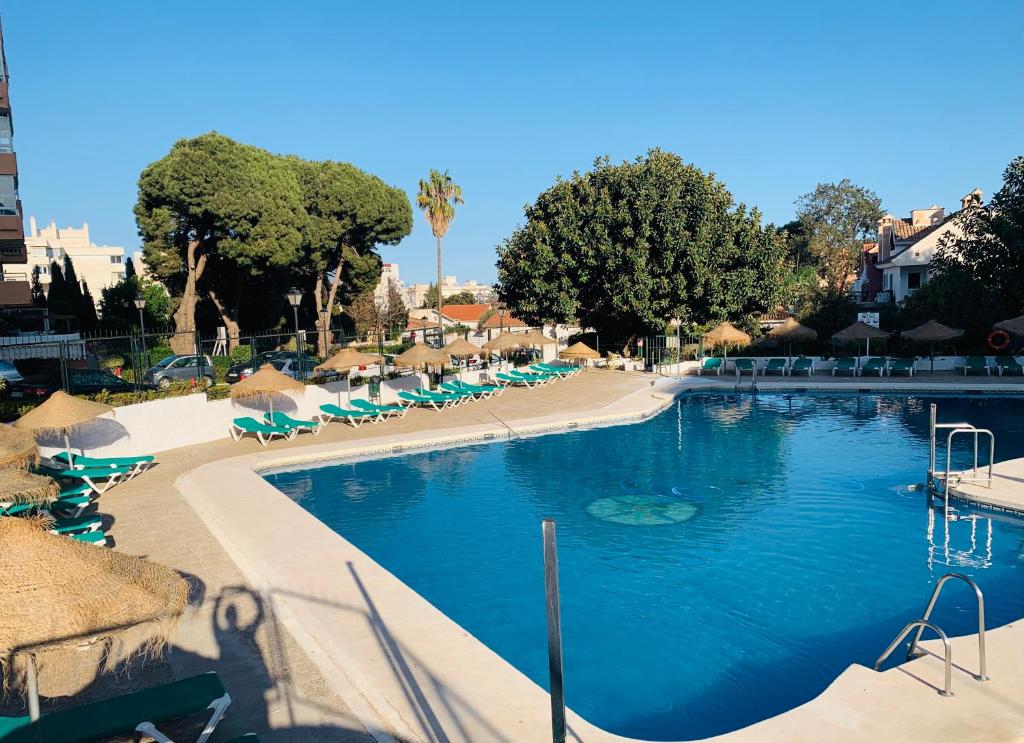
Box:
37;465;131;496
47;513;103;535
832;357;857;376
265;411;322;436
734;359;756;378
697;357;722;376
0;671;231;743
534;362;579;376
415;387;473;405
317;404;380;426
229;417;296;446
69;530;108;547
764;359;787;375
51;452;155;479
350;399;408;419
996;356;1023;376
790;357;813;377
495;372;541;388
962;356;992;376
888;358;916;376
861;357;887;377
508;369;558;385
397;391;451;411
448;379;504;398
441;381;491;399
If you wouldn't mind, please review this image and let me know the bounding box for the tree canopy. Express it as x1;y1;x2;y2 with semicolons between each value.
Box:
495;149;787;341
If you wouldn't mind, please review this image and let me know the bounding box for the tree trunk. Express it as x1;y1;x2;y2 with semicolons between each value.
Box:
324;250;345;345
436;235;443;344
207;286;240;352
313;273;328;357
170;239;206;355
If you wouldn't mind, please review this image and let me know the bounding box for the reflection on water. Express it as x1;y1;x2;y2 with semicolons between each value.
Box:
264;393;1024;741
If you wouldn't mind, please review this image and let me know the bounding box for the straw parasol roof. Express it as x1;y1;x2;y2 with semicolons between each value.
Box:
518;329;557;346
767;317;818;341
483;332;527;353
0;517;188;697
559;341;600;360
901;320;964;342
0;425;39;469
994;315;1024;336
13;391;113;435
443;338;482;358
316;347;384;373
832;321;889;341
230;363;304;400
0;469;58;507
704;322;751;346
394;343;448;370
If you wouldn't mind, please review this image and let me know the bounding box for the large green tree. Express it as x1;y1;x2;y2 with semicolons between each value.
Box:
288;158;411;355
416;170;463;340
136;132;306;352
99;276;172;331
496;149;786;343
795;179;883;295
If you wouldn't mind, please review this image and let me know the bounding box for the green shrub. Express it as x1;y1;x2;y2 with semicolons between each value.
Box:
100;355;125;371
211;356;232;382
148;344;173;363
230;344;253;364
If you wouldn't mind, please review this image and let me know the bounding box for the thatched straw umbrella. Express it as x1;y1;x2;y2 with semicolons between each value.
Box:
443;338;481;380
901;320;964;374
703;322;751;361
13;391;114;463
483;332;527;371
832;321;889;358
230;363;304;416
0;425;40;470
518;329;557;364
767;318;818;361
0;469;58;509
559;341;600;367
0;517;188;718
316;348;385;405
394;343;448;388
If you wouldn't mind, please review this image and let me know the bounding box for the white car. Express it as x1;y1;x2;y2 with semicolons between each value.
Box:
0;361;24;385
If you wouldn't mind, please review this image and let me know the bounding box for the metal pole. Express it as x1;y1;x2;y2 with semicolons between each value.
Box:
928;403;937;491
138;308;148;372
26;654;39;721
542;519;566;743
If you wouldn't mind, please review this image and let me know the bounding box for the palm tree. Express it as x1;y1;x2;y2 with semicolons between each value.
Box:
416;170;464;344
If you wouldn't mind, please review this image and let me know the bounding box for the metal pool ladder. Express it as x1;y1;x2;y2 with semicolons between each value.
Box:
927;403;995;514
874;573;988;696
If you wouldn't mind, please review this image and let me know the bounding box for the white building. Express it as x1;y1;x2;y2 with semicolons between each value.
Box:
373;262;406;305
404;274;493;308
26;218;127;305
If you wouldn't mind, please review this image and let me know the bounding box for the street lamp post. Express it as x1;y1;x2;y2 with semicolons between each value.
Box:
286;288;304;378
134;297;148;370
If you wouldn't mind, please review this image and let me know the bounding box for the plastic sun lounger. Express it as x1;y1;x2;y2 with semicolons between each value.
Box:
996;356;1024;376
832;358;857;376
534;362;578;376
47;513;103;535
349;399;408;419
494;372;541;388
697;358;722;376
861;357;888;377
229;417;296;446
0;671;231;743
448;380;503;398
888;358;916;376
265;411;322;436
38;465;131;496
963;356;992;376
734;359;756;377
789;357;813;377
70;529;108;547
440;381;490;399
396;391;451;411
52;452;155;480
764;359;787;375
414;387;473;405
317;404;381;426
508;369;557;385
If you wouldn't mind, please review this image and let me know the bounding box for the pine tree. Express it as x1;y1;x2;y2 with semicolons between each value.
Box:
47;260;70;316
79;281;99;332
62;255;84;308
125;256;136;279
30;265;46;306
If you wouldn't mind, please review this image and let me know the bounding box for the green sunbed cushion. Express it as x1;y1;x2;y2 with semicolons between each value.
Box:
232;418;290;434
1;672;226;743
319;404;371;417
701;358;722;369
70;531;106;545
53;453;154;468
734;359;754;369
792;358;812;368
266;412;318;428
49;515;102;534
766;359;786;368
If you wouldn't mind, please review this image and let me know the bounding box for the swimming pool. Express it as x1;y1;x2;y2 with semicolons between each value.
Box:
265;393;1024;740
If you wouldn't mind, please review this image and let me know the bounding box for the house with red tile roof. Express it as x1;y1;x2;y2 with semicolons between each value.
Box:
439;304;492;328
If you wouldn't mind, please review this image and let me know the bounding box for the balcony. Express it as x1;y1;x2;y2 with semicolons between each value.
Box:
0;81;8;111
0;152;16;176
0;272;30;306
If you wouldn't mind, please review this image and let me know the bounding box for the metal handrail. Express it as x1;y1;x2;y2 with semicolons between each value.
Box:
875;620;953;697
908;573;988;681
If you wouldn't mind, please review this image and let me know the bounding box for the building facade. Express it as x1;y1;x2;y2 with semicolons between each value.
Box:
0;19;30;307
403;274;493;308
26;218;127;305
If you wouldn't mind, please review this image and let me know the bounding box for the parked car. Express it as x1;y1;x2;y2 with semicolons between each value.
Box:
225;351;318;383
142;354;215;389
269;357;334;381
0;361;24;390
11;369;149;400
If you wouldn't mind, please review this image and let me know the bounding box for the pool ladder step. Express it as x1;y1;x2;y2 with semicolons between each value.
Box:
874;573;988;696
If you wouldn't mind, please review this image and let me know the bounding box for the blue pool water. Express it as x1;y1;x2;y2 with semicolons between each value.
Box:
265;393;1024;740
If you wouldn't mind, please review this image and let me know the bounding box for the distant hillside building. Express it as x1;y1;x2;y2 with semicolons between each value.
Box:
26;218;127;306
404;274;493;308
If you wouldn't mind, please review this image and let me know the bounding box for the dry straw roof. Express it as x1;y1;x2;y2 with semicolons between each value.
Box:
13;391;113;435
901;320;964;342
394;343;448;369
316;347;384;373
482;332;527;352
0;469;58;507
704;322;751;346
766;317;818;341
0;425;39;469
230;363;304;400
443;338;481;358
518;329;557;346
0;517;188;697
833;321;889;341
559;341;601;360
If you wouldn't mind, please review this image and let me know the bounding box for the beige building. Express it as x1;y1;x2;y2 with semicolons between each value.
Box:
404;274;493;308
26;217;127;305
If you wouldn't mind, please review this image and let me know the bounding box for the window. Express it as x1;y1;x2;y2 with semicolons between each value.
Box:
0;114;11;153
109;255;122;264
907;272;922;290
0;175;18;216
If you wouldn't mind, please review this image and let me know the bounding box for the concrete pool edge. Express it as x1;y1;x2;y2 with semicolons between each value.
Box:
177;379;1024;742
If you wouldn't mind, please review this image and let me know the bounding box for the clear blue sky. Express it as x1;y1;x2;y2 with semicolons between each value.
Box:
4;1;1021;285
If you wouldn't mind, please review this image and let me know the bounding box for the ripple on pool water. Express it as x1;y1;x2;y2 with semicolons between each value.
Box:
587;495;699;525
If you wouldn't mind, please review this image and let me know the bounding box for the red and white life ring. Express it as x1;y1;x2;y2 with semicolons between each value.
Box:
988;329;1011;351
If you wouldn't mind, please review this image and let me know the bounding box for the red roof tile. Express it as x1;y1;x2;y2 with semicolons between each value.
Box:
440;304;492;323
481;313;529;329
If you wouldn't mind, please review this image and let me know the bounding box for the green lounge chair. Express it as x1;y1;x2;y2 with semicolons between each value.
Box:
734;358;756;378
888;358;916;376
396;391;451;411
37;465;132;496
962;356;992;376
861;357;887;377
790;357;813;377
764;359;787;375
414;387;473;405
508;369;557;385
265;411;322;436
51;452;155;479
534;362;578;376
697;357;722;376
47;514;103;535
229;417;296;446
0;671;230;743
996;356;1023;376
350;399;408;419
495;372;541;388
449;379;504;398
529;363;573;378
70;529;108;547
441;381;490;399
318;404;380;426
832;357;857;376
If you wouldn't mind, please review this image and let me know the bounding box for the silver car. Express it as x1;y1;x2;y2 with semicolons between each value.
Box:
143;354;215;389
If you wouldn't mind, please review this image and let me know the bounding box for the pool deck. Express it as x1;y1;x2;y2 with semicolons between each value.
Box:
40;370;1024;742
949;457;1024;514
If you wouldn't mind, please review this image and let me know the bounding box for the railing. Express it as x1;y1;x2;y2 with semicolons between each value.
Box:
927;403;995;514
908;573;988;681
874;620;953;696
